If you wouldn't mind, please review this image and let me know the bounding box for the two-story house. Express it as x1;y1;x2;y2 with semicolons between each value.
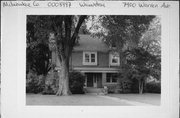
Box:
68;34;120;89
54;34;120;91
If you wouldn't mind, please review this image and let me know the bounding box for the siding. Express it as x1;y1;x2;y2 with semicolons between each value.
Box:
70;51;110;68
70;51;83;67
97;52;109;67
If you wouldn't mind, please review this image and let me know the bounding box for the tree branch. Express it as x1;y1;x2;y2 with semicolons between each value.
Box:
71;15;87;47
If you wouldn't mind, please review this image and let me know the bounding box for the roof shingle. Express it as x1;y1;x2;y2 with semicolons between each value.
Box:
73;35;109;52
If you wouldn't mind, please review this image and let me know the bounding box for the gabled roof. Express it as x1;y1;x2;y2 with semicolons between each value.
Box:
73;34;109;52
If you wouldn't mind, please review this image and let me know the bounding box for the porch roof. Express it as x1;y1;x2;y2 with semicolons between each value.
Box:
73;67;119;73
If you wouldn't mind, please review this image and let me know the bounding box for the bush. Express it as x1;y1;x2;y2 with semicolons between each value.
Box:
42;71;59;95
69;71;85;94
106;85;117;93
26;72;45;93
146;82;161;93
27;70;85;94
120;81;132;93
130;79;139;93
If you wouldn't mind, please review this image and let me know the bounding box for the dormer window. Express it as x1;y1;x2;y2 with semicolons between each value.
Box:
110;52;120;66
83;52;97;65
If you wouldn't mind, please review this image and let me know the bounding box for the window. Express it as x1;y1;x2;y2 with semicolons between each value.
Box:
91;53;95;62
106;73;118;83
110;53;120;66
85;54;89;62
83;52;97;65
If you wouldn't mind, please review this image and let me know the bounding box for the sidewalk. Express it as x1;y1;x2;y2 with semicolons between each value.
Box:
107;93;160;105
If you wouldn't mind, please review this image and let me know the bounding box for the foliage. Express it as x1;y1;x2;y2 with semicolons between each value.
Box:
140;16;161;57
118;64;133;92
42;71;59;95
26;72;45;93
125;47;160;93
91;15;155;50
90;15;156;94
27;16;52;76
139;16;161;81
106;85;117;93
27;15;87;96
69;71;85;94
146;82;161;93
126;47;161;81
130;78;140;93
26;43;51;75
42;71;85;95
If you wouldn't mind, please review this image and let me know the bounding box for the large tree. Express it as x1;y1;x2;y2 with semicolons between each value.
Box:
126;47;159;94
27;15;87;96
91;15;155;69
90;15;155;91
139;16;161;81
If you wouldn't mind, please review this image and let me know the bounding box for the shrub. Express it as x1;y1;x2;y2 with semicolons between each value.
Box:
26;72;45;93
69;71;85;94
130;79;139;93
42;71;59;95
120;81;132;93
146;82;161;93
28;70;85;94
106;85;117;93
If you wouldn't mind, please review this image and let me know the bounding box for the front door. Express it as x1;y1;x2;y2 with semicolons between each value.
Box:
86;73;93;87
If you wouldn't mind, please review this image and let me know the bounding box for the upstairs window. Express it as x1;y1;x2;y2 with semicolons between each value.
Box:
110;53;120;66
83;52;97;65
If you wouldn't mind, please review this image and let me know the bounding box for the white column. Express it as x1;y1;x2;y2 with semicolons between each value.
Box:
82;72;87;87
102;73;106;87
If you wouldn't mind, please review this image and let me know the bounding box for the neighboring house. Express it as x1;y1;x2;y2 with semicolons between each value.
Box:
55;34;120;88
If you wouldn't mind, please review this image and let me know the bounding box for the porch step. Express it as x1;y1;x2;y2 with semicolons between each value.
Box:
85;87;104;93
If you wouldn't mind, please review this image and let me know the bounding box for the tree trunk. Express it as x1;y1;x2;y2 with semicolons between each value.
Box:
139;79;143;94
56;58;71;96
118;50;125;91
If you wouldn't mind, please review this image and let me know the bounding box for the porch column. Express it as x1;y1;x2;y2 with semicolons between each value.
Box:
81;72;87;87
102;73;106;87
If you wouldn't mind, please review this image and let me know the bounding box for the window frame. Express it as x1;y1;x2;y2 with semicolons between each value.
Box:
106;73;118;83
83;51;97;65
109;52;120;66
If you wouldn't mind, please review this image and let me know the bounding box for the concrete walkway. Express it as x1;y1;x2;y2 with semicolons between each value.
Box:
26;93;160;106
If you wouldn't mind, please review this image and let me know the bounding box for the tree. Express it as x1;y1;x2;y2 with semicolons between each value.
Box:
90;15;155;91
27;15;87;96
126;47;157;94
140;16;161;57
139;16;161;81
125;16;161;94
26;16;51;76
91;15;155;69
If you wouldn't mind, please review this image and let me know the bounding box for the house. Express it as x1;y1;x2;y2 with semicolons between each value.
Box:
55;34;120;89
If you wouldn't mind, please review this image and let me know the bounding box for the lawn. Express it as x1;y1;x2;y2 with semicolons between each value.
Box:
26;93;160;106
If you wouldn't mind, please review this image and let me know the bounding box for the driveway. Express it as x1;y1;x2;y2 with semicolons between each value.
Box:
26;93;160;106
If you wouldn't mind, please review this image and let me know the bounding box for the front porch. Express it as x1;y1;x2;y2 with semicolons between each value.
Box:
83;72;119;94
85;73;103;88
